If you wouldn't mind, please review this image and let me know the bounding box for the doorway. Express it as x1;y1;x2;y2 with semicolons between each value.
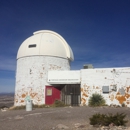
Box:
61;84;80;106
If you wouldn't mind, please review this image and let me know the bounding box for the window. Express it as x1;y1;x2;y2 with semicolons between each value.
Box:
46;88;52;96
28;44;36;48
102;86;109;94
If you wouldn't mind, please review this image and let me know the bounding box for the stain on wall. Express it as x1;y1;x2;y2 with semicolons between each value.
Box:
81;68;130;107
15;56;70;106
14;87;43;105
115;86;130;106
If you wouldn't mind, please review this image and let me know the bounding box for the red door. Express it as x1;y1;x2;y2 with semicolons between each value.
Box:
45;86;61;105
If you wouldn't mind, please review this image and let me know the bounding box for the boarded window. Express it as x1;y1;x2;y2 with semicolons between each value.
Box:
46;88;52;96
119;87;125;95
102;86;109;93
28;44;36;48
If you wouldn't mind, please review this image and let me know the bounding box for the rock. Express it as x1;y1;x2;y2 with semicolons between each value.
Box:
1;108;7;112
74;123;87;129
51;127;56;130
109;126;118;130
14;115;24;120
74;123;82;128
117;126;124;130
93;125;129;130
1;106;9;112
87;125;96;130
56;124;69;129
100;126;109;130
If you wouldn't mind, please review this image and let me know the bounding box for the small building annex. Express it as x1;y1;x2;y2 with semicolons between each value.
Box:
15;30;130;107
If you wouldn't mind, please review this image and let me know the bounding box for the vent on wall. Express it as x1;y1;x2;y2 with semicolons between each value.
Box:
83;64;93;69
102;86;109;93
28;44;36;48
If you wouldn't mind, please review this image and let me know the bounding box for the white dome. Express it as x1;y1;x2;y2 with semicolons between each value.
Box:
17;30;74;61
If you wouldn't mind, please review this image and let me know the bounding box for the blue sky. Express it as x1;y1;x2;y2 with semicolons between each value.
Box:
0;0;130;93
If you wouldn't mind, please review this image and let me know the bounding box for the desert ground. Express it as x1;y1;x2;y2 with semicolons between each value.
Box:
0;94;130;130
0;93;14;108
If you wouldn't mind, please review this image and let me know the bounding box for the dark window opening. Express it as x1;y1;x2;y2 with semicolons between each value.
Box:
28;44;36;48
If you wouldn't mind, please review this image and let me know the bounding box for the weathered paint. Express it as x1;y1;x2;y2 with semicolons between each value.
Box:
15;56;70;106
15;54;130;107
80;68;130;107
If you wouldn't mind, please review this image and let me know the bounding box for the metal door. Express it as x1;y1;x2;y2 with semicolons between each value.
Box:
70;85;80;106
61;84;80;106
45;86;60;105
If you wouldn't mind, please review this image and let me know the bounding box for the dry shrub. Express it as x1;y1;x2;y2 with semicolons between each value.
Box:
88;93;106;107
89;113;128;126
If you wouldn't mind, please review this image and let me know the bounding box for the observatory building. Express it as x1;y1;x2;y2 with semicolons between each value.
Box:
15;30;130;107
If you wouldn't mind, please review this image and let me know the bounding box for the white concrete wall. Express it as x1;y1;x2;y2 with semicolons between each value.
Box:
81;68;130;107
15;56;70;106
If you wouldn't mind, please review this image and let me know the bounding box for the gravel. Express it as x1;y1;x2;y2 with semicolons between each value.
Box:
0;106;130;130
